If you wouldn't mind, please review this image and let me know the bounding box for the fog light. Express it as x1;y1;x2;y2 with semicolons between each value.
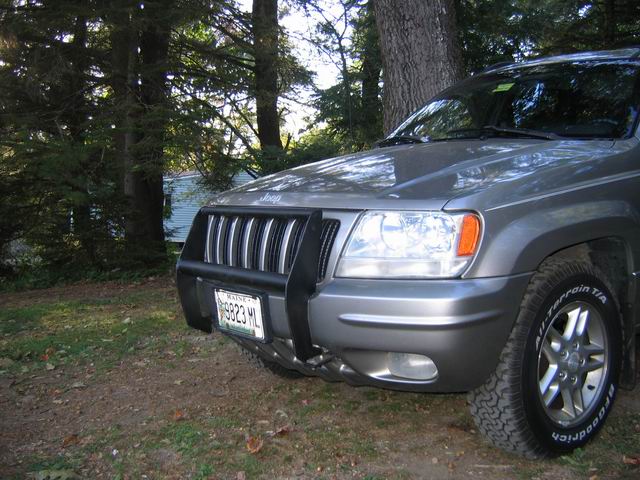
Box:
388;352;438;380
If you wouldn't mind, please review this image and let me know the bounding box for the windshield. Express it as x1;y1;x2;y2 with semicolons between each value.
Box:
391;60;640;141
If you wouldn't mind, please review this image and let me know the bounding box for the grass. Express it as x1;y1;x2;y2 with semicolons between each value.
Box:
558;411;640;477
2;278;639;480
0;286;182;374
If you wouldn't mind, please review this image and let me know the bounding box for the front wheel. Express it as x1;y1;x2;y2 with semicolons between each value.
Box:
468;259;622;457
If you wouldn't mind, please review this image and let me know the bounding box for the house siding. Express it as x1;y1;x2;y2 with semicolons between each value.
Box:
164;172;254;243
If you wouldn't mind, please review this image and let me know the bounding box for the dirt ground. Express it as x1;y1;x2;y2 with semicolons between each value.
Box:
1;277;638;479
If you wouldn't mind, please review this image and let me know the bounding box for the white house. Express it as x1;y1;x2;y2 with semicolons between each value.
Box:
163;171;254;243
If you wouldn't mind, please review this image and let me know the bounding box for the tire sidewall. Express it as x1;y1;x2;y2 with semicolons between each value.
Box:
522;271;622;454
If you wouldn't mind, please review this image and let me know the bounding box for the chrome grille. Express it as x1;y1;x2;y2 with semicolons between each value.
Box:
206;214;339;281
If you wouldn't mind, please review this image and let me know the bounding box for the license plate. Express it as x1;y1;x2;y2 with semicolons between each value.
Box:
214;289;265;340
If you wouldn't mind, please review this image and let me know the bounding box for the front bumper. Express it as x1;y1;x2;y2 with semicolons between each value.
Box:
177;206;532;392
179;270;530;392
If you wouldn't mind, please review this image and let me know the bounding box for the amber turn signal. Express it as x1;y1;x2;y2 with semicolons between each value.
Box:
457;214;481;257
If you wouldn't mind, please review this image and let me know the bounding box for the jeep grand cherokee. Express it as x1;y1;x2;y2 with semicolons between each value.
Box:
176;48;640;457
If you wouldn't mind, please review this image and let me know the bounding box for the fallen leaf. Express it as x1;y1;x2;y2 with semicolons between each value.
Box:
301;399;310;406
122;317;131;324
70;382;86;389
40;354;49;361
622;455;640;465
173;379;183;385
62;434;79;448
431;457;439;464
236;472;246;480
173;409;186;421
45;363;55;371
246;436;264;454
275;425;292;436
45;347;55;356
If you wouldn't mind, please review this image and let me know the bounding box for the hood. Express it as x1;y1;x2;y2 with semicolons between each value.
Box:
215;139;621;210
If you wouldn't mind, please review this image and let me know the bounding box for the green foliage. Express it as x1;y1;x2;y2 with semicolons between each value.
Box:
254;128;344;174
306;0;383;152
287;129;346;164
313;77;381;150
0;255;175;293
456;0;640;73
0;0;310;281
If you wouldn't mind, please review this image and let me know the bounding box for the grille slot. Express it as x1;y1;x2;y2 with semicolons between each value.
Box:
206;214;339;281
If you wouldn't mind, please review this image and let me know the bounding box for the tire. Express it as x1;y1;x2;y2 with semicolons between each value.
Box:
236;342;305;379
468;259;623;458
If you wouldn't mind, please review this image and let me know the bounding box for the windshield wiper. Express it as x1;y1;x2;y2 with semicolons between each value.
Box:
480;125;560;140
446;126;560;141
376;135;428;148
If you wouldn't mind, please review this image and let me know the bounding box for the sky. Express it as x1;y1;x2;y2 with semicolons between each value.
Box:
236;0;346;135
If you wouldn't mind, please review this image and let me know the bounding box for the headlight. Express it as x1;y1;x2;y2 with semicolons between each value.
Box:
336;211;481;279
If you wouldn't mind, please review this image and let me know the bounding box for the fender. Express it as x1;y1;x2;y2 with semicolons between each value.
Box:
464;198;640;389
467;199;640;278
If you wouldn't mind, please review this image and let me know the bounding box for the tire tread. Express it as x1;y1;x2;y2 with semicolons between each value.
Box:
468;258;617;458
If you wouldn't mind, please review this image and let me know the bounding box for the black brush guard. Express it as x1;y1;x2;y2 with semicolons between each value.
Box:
176;206;323;361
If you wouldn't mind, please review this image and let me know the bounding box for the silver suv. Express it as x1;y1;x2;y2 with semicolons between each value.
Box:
177;48;640;457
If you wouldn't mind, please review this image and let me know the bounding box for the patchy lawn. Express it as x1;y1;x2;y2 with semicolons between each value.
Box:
0;277;638;479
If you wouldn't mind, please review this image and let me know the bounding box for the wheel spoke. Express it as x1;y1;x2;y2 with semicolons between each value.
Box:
582;343;605;357
575;308;590;339
539;364;558;396
573;385;585;415
561;385;577;419
547;326;564;350
585;357;605;372
542;340;560;364
563;306;581;341
543;383;560;407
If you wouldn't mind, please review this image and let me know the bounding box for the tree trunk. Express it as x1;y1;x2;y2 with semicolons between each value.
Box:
109;0;139;236
359;0;382;144
136;0;170;257
109;0;168;265
374;0;463;134
63;13;96;263
252;0;283;151
601;0;617;46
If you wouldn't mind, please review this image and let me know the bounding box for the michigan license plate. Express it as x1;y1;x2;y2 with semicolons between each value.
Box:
214;289;265;340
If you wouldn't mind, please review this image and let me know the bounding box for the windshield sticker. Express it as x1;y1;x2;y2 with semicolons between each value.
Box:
493;82;515;92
